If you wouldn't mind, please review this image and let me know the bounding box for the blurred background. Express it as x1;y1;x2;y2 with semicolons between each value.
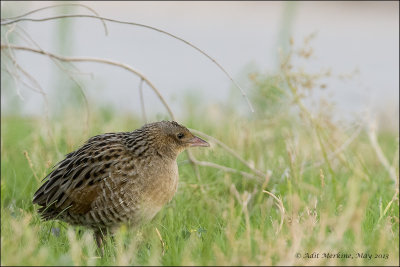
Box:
1;1;399;129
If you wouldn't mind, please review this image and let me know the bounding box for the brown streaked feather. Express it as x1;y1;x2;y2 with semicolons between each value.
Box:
33;134;128;219
68;184;101;214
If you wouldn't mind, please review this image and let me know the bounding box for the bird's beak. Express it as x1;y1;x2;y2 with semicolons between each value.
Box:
188;136;210;147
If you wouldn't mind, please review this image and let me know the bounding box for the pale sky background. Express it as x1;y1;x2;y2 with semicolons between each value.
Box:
1;1;399;127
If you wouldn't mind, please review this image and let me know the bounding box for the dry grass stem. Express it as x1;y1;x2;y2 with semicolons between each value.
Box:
0;44;175;120
319;168;325;188
1;12;254;112
263;190;285;234
186;150;206;193
23;150;40;183
230;184;252;249
138;78;147;124
378;189;399;224
189;128;267;178
192;159;262;181
14;24;91;135
155;227;166;256
1;3;109;35
368;119;398;184
304;120;365;171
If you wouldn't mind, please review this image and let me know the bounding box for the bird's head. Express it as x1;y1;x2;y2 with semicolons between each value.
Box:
144;121;209;157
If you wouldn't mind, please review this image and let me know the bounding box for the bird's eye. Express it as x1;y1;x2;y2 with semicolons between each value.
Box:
177;133;184;139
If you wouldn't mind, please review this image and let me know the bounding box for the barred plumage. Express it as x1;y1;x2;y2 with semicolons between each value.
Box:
32;121;209;254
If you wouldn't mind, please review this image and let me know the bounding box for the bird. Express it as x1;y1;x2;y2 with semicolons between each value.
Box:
32;121;209;254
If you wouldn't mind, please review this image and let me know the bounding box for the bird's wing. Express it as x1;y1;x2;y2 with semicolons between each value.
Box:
32;133;135;219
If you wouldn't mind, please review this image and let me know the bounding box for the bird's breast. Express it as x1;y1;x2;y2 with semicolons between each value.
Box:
138;159;179;221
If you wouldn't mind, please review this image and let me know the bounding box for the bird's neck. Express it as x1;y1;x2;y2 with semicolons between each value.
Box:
157;145;180;161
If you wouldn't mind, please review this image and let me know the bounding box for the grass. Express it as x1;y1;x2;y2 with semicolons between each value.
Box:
1;102;398;265
1;40;399;266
